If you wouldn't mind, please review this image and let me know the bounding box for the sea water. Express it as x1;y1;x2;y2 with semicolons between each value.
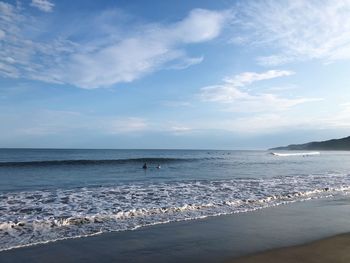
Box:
1;149;350;250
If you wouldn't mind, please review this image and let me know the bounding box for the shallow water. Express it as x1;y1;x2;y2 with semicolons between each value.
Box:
1;149;350;250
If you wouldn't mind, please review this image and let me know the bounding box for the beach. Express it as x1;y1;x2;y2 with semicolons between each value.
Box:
2;196;350;263
2;0;350;261
231;233;350;263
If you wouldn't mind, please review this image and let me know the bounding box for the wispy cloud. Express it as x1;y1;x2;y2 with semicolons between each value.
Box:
167;126;193;136
231;102;350;134
322;103;350;129
0;3;229;88
209;114;301;134
167;56;204;70
30;0;54;12
224;70;294;87
199;70;321;112
233;0;350;65
0;1;75;80
106;117;149;134
2;109;150;136
61;9;228;88
162;101;193;108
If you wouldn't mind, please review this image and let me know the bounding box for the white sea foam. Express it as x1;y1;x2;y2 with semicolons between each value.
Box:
271;152;320;157
0;173;350;251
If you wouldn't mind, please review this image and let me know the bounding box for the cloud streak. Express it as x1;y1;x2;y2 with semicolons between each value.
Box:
233;0;350;65
1;109;150;136
224;70;294;87
61;9;228;88
30;0;54;12
199;70;320;112
0;3;229;88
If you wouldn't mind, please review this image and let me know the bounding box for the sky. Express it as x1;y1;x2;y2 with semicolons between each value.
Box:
1;0;350;149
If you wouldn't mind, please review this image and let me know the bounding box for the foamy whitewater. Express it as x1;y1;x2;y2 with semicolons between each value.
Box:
1;149;350;251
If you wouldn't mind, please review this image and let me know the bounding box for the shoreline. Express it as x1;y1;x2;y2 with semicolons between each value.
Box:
0;197;332;253
1;196;350;262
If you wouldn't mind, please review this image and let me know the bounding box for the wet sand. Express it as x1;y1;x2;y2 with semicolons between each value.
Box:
2;197;350;263
231;233;350;263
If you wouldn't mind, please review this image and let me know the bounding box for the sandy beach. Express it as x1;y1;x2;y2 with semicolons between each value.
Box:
231;233;350;263
1;196;350;263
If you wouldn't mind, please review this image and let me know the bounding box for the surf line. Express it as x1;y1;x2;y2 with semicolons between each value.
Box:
271;152;320;157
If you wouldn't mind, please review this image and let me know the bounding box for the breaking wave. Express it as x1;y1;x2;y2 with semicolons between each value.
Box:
271;152;320;157
1;172;350;251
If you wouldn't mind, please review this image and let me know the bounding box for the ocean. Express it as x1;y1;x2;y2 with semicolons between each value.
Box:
1;149;350;251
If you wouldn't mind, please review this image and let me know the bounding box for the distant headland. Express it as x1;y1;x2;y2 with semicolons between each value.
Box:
269;136;350;151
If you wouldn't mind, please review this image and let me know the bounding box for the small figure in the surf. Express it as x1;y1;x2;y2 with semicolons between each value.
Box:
142;163;147;169
156;164;161;169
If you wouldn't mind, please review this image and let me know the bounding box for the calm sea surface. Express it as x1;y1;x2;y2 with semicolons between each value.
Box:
1;149;350;250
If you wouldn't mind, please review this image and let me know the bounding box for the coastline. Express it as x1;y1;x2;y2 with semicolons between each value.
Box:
1;196;350;263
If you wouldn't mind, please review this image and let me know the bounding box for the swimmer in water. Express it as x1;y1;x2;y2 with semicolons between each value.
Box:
156;164;161;169
142;163;147;169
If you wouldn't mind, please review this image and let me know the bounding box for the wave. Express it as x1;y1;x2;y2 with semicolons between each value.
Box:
0;187;342;252
271;152;320;157
0;157;195;167
1;173;350;251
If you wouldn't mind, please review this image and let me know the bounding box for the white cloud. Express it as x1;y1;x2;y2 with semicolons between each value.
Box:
201;85;249;102
60;9;228;88
0;62;19;78
224;70;294;87
170;126;192;132
167;56;204;70
321;103;350;128
265;84;298;92
0;1;16;18
162;101;193;107
234;0;350;65
213;114;297;134
229;102;350;134
3;109;150;136
200;70;322;112
15;110;82;136
0;4;229;88
0;2;68;81
163;113;316;135
201;85;321;112
169;125;193;135
169;8;228;43
30;0;54;12
256;55;295;67
107;117;148;134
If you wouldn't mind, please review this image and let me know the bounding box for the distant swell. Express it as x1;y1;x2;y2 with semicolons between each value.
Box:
0;158;194;167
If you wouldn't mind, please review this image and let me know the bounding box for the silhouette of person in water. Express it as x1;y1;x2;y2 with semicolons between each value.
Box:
156;164;161;169
142;163;147;169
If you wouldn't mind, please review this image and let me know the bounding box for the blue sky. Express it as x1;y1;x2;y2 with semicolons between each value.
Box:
1;0;350;149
